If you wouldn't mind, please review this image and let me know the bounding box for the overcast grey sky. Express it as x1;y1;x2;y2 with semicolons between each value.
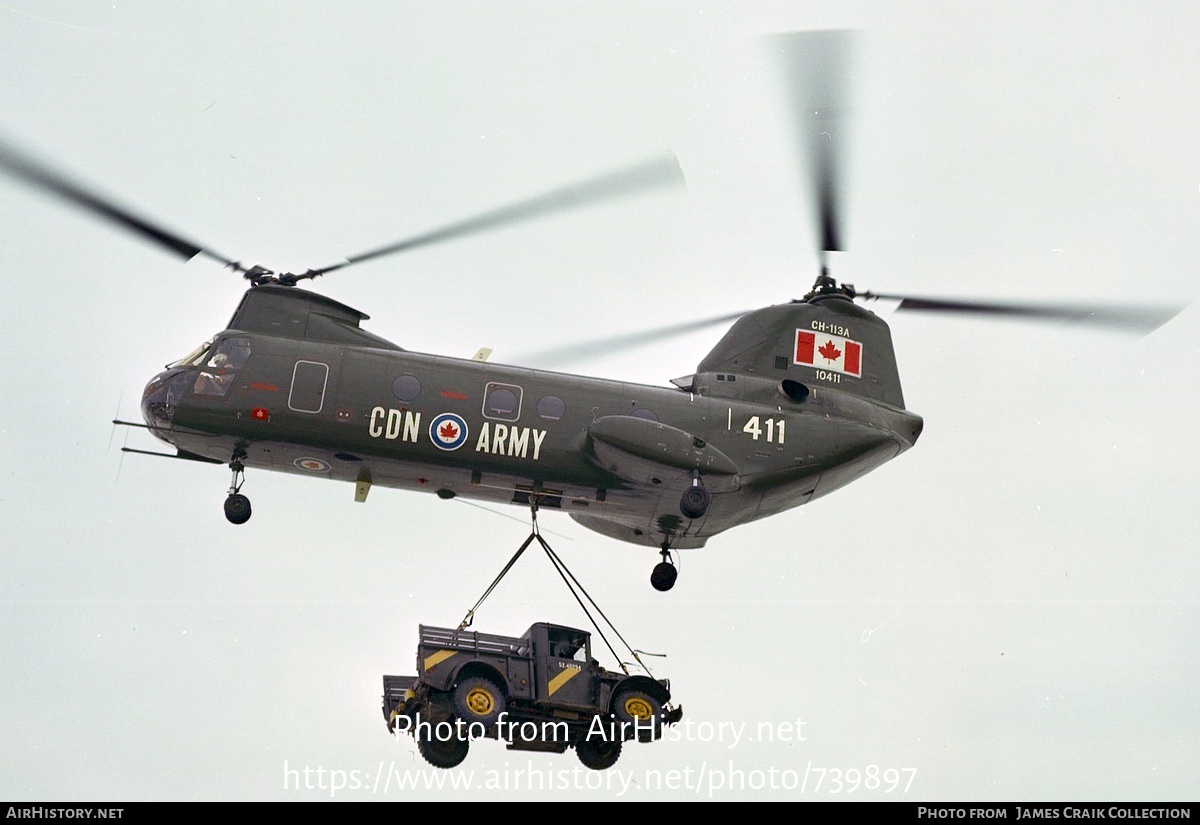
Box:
1;1;1197;801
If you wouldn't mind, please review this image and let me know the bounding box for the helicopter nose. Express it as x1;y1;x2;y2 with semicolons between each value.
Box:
140;368;189;432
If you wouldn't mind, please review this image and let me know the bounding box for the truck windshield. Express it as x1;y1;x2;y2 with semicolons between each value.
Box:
547;629;589;661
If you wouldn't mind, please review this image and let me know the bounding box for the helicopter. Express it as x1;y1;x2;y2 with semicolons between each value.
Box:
0;33;1180;593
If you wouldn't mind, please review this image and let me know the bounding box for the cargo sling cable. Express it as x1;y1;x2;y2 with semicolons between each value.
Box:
457;498;656;678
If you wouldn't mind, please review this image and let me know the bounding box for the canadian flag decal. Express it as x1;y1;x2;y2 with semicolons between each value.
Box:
794;330;863;377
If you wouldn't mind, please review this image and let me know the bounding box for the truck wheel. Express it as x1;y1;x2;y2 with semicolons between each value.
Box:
417;733;470;769
453;676;505;728
576;735;623;770
613;689;663;742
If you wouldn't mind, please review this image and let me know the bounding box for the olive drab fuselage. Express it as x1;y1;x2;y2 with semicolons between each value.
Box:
141;285;923;550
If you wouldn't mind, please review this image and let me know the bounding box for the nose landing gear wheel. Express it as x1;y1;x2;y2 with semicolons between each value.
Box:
224;493;251;524
224;453;250;524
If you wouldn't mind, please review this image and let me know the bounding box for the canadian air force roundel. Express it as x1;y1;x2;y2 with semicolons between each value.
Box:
429;412;469;451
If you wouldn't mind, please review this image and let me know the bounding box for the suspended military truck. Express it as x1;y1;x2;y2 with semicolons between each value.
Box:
383;623;681;769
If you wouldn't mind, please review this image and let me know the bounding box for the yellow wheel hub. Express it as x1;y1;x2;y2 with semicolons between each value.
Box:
624;696;653;719
466;687;496;716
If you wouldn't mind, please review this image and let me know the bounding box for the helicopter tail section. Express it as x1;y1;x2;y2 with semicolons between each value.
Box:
696;295;907;409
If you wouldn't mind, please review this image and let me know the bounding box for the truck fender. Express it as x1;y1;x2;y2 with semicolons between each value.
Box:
610;675;670;709
450;661;508;698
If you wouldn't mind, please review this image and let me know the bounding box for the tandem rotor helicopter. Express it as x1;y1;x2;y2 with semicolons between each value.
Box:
0;33;1181;592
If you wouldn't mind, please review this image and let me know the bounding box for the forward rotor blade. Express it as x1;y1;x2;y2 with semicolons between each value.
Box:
307;155;685;278
0;137;236;267
771;30;857;260
518;310;749;367
864;292;1184;334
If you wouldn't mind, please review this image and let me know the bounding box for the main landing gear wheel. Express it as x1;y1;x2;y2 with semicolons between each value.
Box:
224;493;251;525
651;562;677;591
651;545;677;592
417;733;470;769
680;479;710;519
576;735;623;770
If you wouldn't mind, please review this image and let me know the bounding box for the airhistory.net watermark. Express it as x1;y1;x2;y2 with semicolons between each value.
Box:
282;758;916;798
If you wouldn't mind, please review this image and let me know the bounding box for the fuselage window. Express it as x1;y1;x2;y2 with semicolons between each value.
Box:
631;408;658;423
392;374;422;402
483;382;522;422
536;395;566;421
289;360;329;414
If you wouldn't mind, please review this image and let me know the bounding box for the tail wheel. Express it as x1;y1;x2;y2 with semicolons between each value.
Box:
453;676;505;727
417;734;470;769
576;735;623;770
613;688;663;742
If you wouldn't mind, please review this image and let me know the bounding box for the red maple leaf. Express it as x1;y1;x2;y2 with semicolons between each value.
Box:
438;421;459;440
818;340;842;362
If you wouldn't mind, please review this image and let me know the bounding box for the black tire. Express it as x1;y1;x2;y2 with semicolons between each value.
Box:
650;562;677;592
417;733;469;769
613;688;663;742
679;486;710;519
453;676;505;728
224;493;251;524
576;735;623;770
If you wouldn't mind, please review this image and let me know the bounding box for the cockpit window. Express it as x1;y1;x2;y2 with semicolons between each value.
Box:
208;337;251;370
167;338;214;369
193;336;251;398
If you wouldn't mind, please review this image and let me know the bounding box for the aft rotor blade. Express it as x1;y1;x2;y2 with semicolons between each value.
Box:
306;155;685;278
865;292;1184;334
518;310;749;366
771;30;857;260
0;137;236;267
